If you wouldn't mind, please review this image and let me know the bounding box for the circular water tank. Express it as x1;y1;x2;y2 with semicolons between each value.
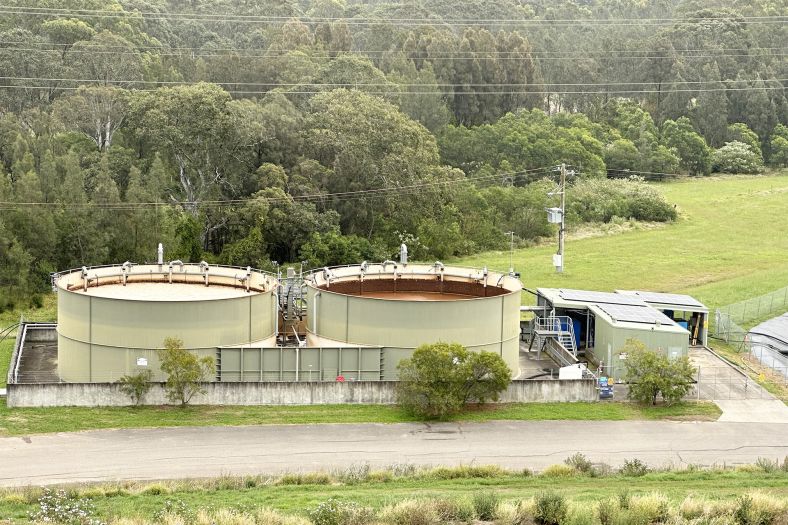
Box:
305;264;522;378
55;263;277;382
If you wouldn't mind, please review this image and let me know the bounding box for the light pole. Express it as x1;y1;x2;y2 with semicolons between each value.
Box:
506;231;515;275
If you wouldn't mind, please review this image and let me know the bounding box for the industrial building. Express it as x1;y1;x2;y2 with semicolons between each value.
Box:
14;256;522;384
530;288;708;378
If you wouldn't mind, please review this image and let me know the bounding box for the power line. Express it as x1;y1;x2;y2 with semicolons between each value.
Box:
2;75;783;88
0;6;785;27
0;39;783;56
0;83;783;95
0;166;556;210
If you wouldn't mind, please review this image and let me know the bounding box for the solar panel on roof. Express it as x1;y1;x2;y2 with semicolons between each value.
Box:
627;291;706;309
559;289;645;306
597;304;678;326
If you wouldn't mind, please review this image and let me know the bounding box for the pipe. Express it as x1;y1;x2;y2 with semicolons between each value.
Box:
322;267;333;287
399;243;408;265
168;260;184;284
157;243;164;266
382;260;397;270
312;292;321;334
483;266;488;288
81;266;88;291
273;288;279;342
199;261;210;286
121;261;132;286
245;266;252;292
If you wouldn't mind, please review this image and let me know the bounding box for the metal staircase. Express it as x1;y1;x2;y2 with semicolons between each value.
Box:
532;316;579;367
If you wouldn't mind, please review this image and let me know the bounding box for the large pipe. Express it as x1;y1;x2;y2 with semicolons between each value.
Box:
200;261;210;286
157;243;164;266
81;266;88;291
399;243;408;265
312;292;321;334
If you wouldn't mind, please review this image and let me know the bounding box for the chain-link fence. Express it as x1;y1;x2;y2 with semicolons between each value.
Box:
714;284;788;347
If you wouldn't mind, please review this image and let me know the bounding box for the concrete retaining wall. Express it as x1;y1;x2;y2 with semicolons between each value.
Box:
7;379;597;407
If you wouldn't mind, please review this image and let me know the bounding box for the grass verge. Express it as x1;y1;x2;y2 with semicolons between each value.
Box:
1;465;786;523
0;399;720;436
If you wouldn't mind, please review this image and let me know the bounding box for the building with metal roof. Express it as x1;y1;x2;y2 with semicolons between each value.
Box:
533;288;696;378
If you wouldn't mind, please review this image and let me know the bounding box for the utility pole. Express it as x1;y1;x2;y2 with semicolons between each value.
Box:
506;231;515;274
557;163;566;274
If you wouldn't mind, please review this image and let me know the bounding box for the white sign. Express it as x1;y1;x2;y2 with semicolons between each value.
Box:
619;352;628;360
136;357;148;367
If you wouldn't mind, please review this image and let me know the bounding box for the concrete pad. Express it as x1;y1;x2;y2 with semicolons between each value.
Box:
715;399;788;423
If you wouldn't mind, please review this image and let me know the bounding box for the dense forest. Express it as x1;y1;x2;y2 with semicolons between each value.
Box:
0;0;786;308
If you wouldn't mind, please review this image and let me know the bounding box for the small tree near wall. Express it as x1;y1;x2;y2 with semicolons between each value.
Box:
118;369;153;406
158;337;215;407
396;342;511;419
622;340;695;406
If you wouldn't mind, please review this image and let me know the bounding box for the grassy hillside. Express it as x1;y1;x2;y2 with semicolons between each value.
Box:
454;173;788;308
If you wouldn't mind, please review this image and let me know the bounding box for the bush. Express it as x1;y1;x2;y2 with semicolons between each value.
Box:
534;492;568;525
396;342;511;419
597;498;618;525
473;491;500;521
540;464;576;477
629;493;669;524
140;483;171;496
495;500;535;525
680;497;708;520
755;457;779;473
308;498;373;525
433;498;475;523
29;489;105;525
117;369;153;406
620;459;650;477
713;141;764;174
277;472;333;485
735;493;787;525
379;499;440;525
622;340;696;406
158;337;215;406
564;452;594;474
567;177;677;224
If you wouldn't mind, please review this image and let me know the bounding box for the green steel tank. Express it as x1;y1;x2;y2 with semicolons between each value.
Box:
55;262;277;382
305;263;522;379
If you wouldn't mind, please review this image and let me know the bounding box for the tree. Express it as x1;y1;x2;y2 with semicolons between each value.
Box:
712;141;763;174
396;342;511;419
623;340;695;406
53;86;129;151
157;337;215;407
769;125;788;167
118;369;153;406
661;117;712;175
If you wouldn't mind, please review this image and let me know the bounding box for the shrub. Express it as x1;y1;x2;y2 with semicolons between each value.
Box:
629;493;670;524
158;337;215;406
308;498;373;525
140;483;171;496
433;498;475;523
680;496;708;520
422;464;505;480
617;490;632;510
567;177;677;224
473;491;501;521
535;492;568;525
735;493;787;525
495;500;534;525
622;340;695;405
277;472;332;485
118;370;153;406
3;493;26;505
755;457;779;473
379;499;440;525
713;141;764;174
540;464;576;477
396;342;511;419
29;489;105;525
620;459;650;477
597;498;619;525
334;463;371;484
564;452;594;474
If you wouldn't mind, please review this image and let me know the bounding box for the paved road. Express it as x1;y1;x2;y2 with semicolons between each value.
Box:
1;420;787;486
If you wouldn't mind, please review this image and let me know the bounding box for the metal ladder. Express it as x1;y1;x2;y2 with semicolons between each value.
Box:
533;316;577;356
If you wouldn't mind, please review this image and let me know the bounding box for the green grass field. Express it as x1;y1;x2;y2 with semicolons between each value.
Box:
0;399;719;436
454;173;788;308
1;468;786;523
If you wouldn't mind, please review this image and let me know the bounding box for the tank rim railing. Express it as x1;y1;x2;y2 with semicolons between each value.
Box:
304;262;521;292
52;263;278;293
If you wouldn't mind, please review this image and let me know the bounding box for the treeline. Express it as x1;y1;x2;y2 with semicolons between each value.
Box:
0;0;787;308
